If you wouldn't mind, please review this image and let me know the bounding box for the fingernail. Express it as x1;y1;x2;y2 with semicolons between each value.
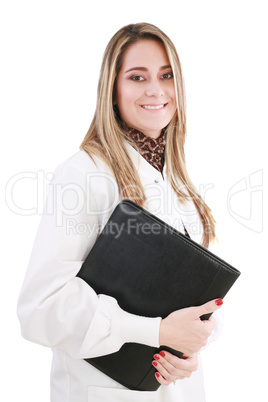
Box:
159;351;165;357
155;372;160;378
154;354;160;360
215;298;223;306
152;361;158;367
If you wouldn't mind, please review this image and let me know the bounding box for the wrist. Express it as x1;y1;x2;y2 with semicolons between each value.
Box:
159;317;168;346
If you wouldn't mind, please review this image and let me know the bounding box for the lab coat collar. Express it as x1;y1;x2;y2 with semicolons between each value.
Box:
125;140;166;182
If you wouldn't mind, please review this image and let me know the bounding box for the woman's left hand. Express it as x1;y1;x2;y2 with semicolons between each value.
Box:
152;351;198;385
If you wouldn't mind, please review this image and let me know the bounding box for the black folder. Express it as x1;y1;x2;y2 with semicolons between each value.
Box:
77;200;240;391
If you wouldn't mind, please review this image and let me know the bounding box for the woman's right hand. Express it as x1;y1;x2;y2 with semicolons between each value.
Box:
159;299;223;355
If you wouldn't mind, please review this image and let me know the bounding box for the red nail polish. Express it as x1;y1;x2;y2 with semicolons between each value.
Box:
152;361;158;367
159;351;165;357
215;298;223;306
155;372;160;378
154;354;160;360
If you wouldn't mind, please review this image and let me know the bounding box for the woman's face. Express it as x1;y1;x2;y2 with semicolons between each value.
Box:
116;39;176;139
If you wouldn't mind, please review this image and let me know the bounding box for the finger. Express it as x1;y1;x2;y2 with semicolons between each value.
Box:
155;350;192;365
155;351;198;374
153;359;193;382
155;372;167;385
193;299;223;319
153;361;180;383
155;372;183;385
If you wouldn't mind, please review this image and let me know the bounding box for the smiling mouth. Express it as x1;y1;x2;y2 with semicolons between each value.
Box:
141;103;167;110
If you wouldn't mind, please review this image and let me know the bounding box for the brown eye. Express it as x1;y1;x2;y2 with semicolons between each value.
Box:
161;72;173;79
130;75;145;81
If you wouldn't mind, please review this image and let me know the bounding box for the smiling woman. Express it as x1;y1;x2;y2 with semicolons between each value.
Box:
81;23;216;247
17;23;222;402
115;40;176;139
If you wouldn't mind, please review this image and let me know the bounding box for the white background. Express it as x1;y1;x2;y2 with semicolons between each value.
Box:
1;0;267;401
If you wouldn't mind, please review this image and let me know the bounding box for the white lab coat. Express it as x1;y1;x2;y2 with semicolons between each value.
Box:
17;143;222;402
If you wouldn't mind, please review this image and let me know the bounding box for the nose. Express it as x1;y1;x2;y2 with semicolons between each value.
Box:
145;79;165;98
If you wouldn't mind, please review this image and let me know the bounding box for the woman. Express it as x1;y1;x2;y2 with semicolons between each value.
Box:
17;23;223;402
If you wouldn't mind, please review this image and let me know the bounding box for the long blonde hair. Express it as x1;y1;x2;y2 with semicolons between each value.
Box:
80;23;216;247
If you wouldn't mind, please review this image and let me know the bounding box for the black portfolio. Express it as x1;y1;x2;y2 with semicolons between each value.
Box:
77;200;240;391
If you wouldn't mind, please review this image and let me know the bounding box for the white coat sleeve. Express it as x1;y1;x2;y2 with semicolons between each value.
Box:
17;160;161;359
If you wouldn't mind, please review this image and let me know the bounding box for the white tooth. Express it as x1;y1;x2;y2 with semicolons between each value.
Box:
143;104;164;110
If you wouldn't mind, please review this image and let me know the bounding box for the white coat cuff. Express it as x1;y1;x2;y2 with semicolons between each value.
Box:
111;298;161;348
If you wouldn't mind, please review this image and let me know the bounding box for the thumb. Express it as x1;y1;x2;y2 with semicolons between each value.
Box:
194;299;223;319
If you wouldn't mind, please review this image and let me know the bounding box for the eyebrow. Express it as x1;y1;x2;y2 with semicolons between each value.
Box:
124;65;172;73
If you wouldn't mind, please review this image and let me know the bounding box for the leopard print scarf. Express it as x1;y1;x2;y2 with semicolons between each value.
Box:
128;128;166;173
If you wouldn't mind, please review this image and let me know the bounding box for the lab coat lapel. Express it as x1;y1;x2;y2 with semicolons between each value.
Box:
125;141;203;244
